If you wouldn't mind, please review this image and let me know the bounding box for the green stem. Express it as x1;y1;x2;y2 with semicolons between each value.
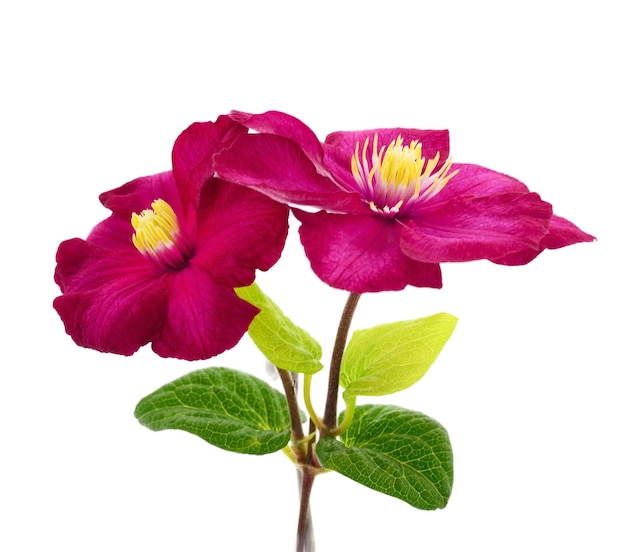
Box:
322;293;361;433
303;373;324;431
330;394;356;437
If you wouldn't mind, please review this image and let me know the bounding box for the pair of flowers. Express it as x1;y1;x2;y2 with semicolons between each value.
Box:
53;111;594;360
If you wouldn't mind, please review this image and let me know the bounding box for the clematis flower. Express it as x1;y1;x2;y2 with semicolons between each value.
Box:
54;116;289;360
214;110;594;293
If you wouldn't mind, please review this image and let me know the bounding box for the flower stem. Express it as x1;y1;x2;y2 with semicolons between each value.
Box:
286;293;361;549
277;367;305;445
277;368;315;550
322;293;361;433
296;466;316;552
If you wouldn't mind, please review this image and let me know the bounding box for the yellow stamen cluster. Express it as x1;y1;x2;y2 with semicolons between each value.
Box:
131;199;180;256
351;133;458;215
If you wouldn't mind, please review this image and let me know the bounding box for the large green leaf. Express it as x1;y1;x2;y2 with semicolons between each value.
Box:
236;283;323;374
340;313;457;398
316;404;453;510
134;367;291;455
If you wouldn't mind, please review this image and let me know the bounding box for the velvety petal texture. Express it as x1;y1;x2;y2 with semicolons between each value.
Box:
172;115;247;212
229;110;325;166
54;117;289;360
493;215;596;265
215;133;362;212
399;165;555;263
294;209;442;293
54;239;168;355
215;110;595;293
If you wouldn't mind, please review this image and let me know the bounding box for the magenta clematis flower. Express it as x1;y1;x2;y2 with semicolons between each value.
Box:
54;116;289;360
214;110;594;293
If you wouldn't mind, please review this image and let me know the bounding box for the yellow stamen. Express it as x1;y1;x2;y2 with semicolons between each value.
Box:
379;136;424;190
131;199;180;256
350;133;458;215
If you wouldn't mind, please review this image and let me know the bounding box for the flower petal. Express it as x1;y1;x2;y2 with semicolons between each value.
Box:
93;172;185;249
229;110;325;166
53;238;259;360
493;214;596;265
294;209;442;293
214;133;363;211
428;163;530;206
151;265;259;360
53;239;168;355
99;172;183;220
193;177;289;286
172;115;247;209
401;192;553;263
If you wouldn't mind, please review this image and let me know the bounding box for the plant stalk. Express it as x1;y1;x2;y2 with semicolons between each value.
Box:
322;293;361;432
277;368;316;550
277;367;305;444
296;467;316;552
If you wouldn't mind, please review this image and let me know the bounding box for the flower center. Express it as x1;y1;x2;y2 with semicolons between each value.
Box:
350;133;458;216
131;199;191;269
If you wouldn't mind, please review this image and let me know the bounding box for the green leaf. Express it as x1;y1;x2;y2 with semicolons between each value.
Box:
236;283;323;374
134;367;291;455
316;404;453;510
340;313;457;399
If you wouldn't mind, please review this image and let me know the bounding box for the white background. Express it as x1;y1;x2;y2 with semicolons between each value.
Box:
1;1;624;550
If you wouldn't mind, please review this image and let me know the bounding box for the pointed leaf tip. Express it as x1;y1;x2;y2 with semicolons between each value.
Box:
236;283;323;374
340;312;457;398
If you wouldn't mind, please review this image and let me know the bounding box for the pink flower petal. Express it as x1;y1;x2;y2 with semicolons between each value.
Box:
428;164;530;206
193;178;289;286
229;110;325;166
53;239;168;355
172;115;247;209
493;214;596;265
294;209;442;293
214;133;363;212
99;172;184;218
152;266;259;360
92;172;186;249
400;192;554;263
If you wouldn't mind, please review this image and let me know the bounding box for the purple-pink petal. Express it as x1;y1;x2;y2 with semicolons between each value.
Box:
294;209;442;293
151;266;259;361
192;177;289;287
229;110;325;166
53;238;262;360
172;115;247;210
99;172;184;220
400;192;553;263
493;214;596;265
93;172;188;249
214;133;363;212
53;239;168;356
426;164;531;207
